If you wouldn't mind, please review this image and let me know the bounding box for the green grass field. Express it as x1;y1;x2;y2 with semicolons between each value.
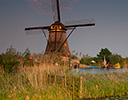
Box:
0;64;128;100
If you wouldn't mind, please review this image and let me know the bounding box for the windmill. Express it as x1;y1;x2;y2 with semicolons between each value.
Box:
25;0;95;57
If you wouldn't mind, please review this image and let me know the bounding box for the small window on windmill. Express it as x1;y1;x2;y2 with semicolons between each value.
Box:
59;26;62;29
64;43;67;46
51;26;53;29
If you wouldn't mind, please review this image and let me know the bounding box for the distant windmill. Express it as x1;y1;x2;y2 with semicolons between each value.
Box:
25;0;95;57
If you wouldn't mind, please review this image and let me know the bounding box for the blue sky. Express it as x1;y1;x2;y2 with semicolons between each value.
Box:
0;0;128;57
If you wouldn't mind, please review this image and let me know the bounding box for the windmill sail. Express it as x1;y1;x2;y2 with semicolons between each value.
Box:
25;26;50;30
25;0;95;57
65;23;95;28
65;19;95;28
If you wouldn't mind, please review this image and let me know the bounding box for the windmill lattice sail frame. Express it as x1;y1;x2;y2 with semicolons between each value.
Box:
25;0;95;57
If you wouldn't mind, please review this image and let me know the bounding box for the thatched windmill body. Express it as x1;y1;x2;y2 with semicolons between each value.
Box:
25;0;95;57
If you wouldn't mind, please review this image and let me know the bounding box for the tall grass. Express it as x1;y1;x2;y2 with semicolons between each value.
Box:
0;64;72;100
0;63;128;99
82;71;128;99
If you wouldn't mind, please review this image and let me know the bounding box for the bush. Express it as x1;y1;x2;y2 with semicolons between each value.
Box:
0;55;3;65
80;56;93;65
2;61;19;74
0;46;21;73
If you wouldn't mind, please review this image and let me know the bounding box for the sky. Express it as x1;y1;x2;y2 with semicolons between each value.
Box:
0;0;128;58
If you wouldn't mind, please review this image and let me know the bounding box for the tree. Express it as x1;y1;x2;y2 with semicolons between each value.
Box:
97;48;112;62
109;54;123;65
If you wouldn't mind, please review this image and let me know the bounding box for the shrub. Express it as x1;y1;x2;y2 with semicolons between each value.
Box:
2;61;19;74
0;46;21;73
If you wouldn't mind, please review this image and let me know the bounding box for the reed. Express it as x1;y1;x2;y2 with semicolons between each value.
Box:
82;72;128;99
0;63;128;99
0;64;72;100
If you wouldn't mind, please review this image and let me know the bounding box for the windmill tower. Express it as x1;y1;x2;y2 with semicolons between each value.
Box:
25;0;95;57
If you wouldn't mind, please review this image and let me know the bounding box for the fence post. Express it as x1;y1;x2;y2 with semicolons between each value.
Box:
64;75;66;87
49;75;51;84
72;77;74;100
54;74;56;84
79;76;83;99
46;73;48;84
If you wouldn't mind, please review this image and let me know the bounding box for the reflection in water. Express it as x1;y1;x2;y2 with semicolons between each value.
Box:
71;68;128;74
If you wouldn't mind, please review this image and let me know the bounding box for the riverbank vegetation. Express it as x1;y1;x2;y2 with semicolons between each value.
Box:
0;65;128;99
0;46;128;99
82;72;128;99
80;48;128;68
0;65;72;100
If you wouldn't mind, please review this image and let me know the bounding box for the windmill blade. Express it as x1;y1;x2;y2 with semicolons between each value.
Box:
65;18;95;28
65;23;95;28
25;26;50;31
25;29;43;35
56;0;61;22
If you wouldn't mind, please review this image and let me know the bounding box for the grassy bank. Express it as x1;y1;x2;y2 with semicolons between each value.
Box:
0;64;72;100
82;72;128;99
0;64;128;99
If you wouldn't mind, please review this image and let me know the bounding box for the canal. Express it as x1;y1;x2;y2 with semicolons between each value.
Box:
71;68;128;74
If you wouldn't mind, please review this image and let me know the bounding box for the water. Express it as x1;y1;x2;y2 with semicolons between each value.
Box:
71;68;128;74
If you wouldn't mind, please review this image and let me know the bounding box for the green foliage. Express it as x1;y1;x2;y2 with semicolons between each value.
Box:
109;54;123;65
1;46;21;73
93;57;102;64
1;45;22;61
2;61;19;74
80;56;93;65
97;48;112;62
0;46;34;73
22;48;33;67
82;73;128;99
0;67;72;100
0;65;128;99
123;57;128;68
80;55;102;66
71;54;78;59
22;48;31;60
0;55;3;65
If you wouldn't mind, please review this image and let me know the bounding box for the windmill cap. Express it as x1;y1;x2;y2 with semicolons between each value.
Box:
49;21;67;31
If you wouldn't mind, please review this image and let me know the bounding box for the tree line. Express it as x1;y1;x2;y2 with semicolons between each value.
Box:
80;48;128;68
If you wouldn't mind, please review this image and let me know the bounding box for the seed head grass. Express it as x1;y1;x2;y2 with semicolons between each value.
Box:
0;64;72;100
0;63;128;99
82;71;128;99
